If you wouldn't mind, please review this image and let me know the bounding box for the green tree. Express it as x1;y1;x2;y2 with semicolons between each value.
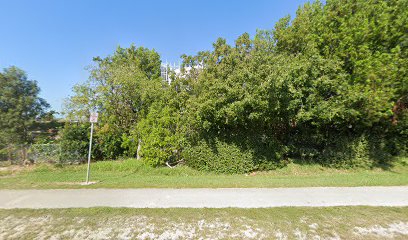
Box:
269;0;408;163
62;0;408;170
0;66;49;146
177;0;407;169
63;45;163;159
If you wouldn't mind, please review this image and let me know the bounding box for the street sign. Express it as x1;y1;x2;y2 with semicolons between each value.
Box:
89;112;98;123
86;112;98;184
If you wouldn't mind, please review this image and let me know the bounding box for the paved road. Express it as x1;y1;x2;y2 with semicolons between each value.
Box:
0;187;407;209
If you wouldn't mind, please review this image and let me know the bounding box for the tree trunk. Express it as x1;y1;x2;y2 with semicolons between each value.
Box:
136;139;142;160
7;145;12;162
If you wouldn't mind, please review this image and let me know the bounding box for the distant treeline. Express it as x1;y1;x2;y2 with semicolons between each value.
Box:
61;0;406;172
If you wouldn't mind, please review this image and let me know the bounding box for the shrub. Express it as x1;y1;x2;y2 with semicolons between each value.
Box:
287;124;402;168
184;134;287;174
59;123;89;164
319;135;371;168
390;112;408;156
94;124;124;160
129;103;185;167
184;139;256;174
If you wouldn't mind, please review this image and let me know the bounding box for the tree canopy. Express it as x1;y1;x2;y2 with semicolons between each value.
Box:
63;0;408;172
0;66;50;146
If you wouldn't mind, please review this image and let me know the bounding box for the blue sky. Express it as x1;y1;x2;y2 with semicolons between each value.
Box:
0;0;308;112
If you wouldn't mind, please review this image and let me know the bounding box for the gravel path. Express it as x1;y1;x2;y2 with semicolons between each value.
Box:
0;187;407;209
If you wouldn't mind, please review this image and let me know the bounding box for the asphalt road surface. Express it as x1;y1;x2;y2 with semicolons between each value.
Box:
0;187;407;209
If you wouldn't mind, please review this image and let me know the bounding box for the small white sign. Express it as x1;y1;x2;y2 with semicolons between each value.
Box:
89;112;98;123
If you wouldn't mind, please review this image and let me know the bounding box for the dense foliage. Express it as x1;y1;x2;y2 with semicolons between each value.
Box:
63;0;407;172
63;45;163;161
0;67;50;146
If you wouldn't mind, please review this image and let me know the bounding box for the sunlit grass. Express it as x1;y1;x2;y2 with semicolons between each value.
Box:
0;157;407;189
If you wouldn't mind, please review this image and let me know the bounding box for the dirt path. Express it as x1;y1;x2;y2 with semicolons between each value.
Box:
0;187;407;209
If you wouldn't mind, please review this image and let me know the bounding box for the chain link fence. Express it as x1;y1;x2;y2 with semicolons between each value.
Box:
0;144;86;165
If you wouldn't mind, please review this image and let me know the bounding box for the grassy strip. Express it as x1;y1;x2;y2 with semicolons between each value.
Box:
0;158;407;189
0;207;407;239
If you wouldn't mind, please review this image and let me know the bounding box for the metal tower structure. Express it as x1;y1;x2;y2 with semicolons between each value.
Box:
161;61;181;84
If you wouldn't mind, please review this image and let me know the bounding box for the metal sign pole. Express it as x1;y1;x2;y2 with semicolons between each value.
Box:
86;121;94;184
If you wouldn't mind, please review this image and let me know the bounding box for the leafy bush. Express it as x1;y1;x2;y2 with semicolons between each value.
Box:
131;103;185;167
184;139;256;174
59;123;89;164
94;124;125;160
290;129;402;168
390;112;408;156
319;135;371;168
184;134;287;174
